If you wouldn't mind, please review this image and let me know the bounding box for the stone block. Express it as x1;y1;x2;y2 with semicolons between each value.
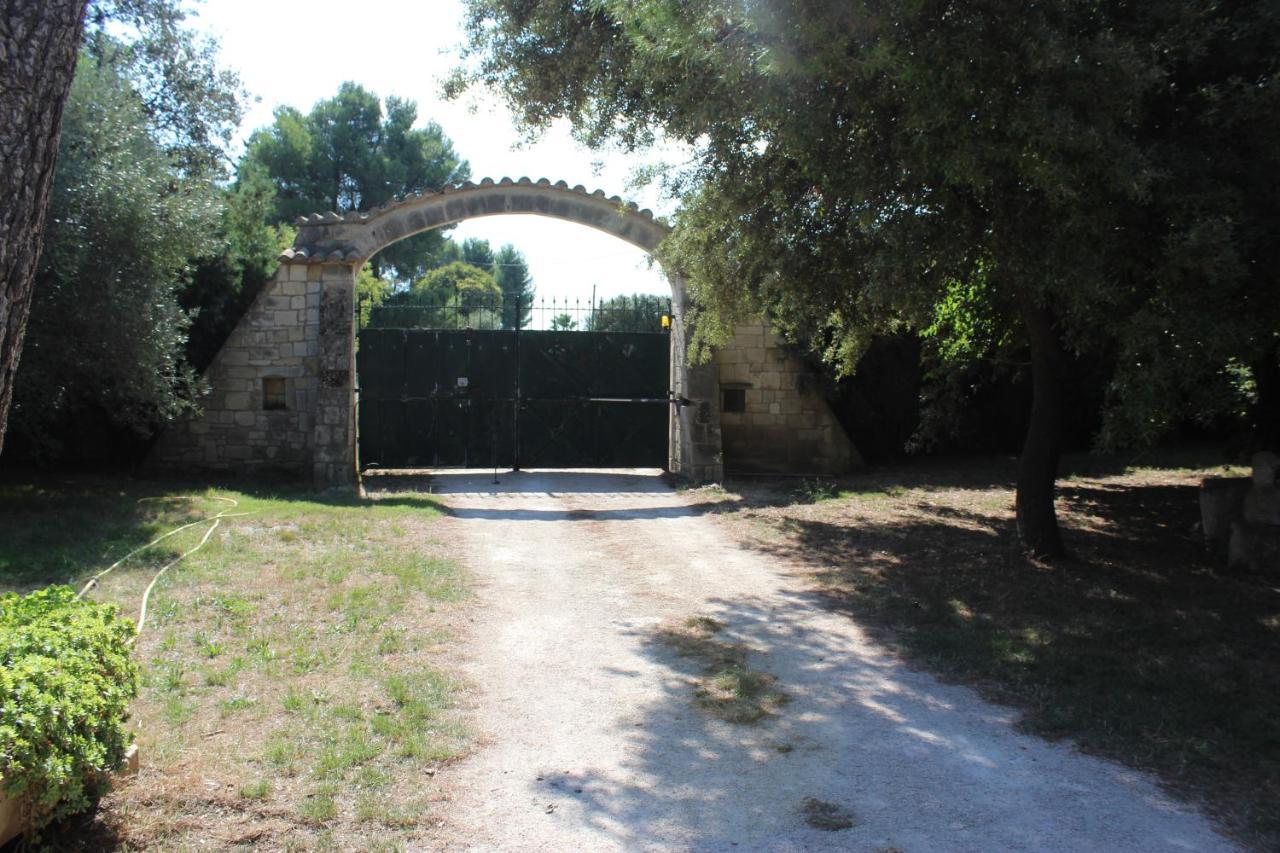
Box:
1200;477;1251;546
288;264;309;282
234;411;257;427
290;295;307;310
1253;451;1278;486
273;310;298;326
224;392;250;410
280;281;305;297
1244;451;1280;527
1229;520;1280;574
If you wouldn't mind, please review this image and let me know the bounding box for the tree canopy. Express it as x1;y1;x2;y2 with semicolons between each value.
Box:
242;82;470;281
585;293;669;333
9;0;251;458
369;261;504;330
12;54;222;454
438;238;535;329
453;0;1280;555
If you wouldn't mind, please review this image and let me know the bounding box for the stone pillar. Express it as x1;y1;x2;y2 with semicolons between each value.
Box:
667;273;724;483
312;262;359;489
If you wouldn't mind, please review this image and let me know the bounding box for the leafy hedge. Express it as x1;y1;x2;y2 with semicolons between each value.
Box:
0;586;139;832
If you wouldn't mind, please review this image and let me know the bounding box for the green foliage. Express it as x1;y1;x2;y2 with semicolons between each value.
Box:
791;478;838;504
922;271;1012;373
184;164;292;370
437;237;495;269
0;586;139;833
436;238;535;329
356;263;394;329
585;293;669;333
8;2;249;459
414;262;501;311
549;313;577;331
910;269;1023;452
85;0;245;180
492;245;535;330
243;82;470;281
371;262;503;330
455;0;1280;552
11;54;223;453
455;0;1280;447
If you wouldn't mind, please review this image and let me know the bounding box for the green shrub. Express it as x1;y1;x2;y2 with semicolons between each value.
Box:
792;478;839;503
0;586;139;832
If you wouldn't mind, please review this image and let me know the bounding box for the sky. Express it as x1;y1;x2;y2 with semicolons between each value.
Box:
188;0;683;307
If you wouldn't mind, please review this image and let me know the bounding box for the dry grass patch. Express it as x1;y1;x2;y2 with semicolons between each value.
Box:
799;796;856;831
0;480;468;850
711;452;1279;849
656;615;787;724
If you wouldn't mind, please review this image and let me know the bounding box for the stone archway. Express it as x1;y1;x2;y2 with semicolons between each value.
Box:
149;179;724;488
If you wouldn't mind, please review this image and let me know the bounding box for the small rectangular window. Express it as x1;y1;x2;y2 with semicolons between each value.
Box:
722;387;747;413
263;377;287;411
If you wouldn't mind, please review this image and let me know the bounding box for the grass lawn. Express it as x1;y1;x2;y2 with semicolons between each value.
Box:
0;477;468;851
709;452;1280;850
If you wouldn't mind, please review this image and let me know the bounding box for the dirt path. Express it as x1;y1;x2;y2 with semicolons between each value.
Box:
405;469;1233;852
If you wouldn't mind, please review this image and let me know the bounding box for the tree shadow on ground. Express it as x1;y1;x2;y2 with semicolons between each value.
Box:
725;474;1279;847
0;473;456;593
364;467;677;496
506;586;1236;851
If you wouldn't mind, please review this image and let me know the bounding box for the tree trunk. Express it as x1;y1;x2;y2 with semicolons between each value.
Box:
1015;296;1066;557
0;0;89;455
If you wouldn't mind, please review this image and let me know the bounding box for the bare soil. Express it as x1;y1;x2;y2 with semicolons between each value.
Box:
404;466;1239;852
707;455;1280;850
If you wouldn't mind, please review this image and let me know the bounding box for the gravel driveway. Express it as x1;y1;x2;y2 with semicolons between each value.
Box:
393;469;1234;852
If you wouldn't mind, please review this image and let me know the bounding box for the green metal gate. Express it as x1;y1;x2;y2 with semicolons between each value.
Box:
357;328;670;469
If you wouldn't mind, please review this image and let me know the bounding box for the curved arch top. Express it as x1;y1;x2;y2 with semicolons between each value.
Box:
280;177;671;265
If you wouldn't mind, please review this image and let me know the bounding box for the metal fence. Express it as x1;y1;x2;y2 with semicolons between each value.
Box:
359;294;672;333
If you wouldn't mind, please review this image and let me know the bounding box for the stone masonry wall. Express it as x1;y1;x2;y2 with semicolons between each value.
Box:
148;262;325;478
714;322;861;475
667;273;723;483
